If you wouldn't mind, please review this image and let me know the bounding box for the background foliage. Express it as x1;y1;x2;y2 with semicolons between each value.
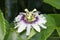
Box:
0;0;60;40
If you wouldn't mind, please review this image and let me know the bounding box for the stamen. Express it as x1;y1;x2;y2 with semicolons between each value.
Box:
23;9;38;23
24;9;29;12
33;9;37;12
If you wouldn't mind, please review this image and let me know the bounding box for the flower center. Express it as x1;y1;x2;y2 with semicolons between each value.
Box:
21;9;38;24
25;13;36;23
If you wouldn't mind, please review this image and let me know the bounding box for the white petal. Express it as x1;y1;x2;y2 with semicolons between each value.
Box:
32;23;40;32
14;23;19;28
14;15;22;22
14;25;18;28
39;24;47;29
14;21;21;28
26;24;31;36
39;14;44;17
38;15;47;24
33;11;40;16
17;21;26;33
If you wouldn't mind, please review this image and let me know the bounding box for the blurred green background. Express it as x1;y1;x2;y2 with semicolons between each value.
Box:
0;0;60;22
0;0;60;40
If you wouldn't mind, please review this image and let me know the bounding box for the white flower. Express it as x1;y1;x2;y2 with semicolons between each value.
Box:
14;9;47;36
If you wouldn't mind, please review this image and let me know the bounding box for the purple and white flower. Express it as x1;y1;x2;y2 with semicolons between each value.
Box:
14;9;47;36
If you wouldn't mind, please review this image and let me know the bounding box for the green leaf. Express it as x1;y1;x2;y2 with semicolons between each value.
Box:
4;22;23;40
56;27;60;37
30;14;56;40
44;0;60;9
0;10;6;40
49;14;60;27
49;14;60;37
4;31;23;40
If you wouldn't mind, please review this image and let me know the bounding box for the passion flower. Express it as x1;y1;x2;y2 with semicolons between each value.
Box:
14;9;47;35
